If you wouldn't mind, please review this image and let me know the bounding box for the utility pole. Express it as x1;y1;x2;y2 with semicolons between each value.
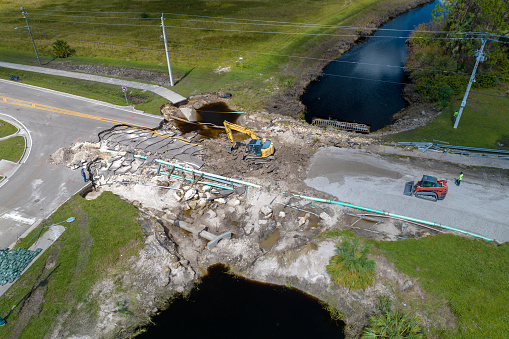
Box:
160;14;174;87
21;7;41;65
453;36;487;129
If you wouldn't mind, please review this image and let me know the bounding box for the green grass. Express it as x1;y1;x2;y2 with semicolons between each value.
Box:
0;192;144;338
374;234;509;338
0;119;17;138
0;136;25;162
0;0;414;110
384;83;509;150
0;67;165;115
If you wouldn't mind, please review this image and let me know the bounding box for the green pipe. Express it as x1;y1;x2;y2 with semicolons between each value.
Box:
288;193;493;242
159;171;234;191
100;149;260;188
155;159;261;188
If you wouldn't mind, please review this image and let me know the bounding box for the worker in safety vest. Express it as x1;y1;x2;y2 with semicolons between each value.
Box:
455;172;463;186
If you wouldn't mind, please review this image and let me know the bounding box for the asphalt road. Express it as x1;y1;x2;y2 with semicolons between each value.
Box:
306;147;509;243
0;80;163;248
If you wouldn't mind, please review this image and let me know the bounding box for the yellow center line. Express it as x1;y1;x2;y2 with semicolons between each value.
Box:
0;96;201;146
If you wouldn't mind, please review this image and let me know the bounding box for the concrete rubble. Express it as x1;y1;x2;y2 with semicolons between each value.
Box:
48;108;456;338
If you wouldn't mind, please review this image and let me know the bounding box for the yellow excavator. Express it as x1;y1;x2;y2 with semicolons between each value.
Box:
223;121;275;159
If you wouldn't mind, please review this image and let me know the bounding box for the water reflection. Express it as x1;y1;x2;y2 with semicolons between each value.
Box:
302;1;439;131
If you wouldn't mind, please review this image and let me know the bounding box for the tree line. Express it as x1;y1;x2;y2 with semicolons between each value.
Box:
405;0;509;106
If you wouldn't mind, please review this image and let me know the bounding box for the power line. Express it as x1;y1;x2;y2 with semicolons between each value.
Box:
24;8;509;38
27;31;509;100
23;10;491;37
26;17;158;27
21;25;509;82
22;9;497;41
25;16;483;41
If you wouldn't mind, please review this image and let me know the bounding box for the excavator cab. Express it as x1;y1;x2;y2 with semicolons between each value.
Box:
247;139;273;157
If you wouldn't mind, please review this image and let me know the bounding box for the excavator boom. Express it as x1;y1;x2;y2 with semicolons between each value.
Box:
224;121;257;145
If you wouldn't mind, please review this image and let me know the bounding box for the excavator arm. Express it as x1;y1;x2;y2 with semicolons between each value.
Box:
223;121;257;145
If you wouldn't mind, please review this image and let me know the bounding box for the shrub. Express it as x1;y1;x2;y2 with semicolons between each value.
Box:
362;310;423;339
52;40;75;58
326;237;376;289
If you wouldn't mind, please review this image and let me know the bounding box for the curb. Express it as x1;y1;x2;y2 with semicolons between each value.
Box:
0;114;32;188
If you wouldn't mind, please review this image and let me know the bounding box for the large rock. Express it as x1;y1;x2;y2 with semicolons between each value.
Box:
260;206;272;217
184;188;197;201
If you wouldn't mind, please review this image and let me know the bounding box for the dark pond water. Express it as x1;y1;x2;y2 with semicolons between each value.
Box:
196;102;242;126
302;0;439;131
137;264;345;338
172;101;242;138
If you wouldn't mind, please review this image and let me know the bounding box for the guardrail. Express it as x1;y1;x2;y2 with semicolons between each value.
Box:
397;142;509;160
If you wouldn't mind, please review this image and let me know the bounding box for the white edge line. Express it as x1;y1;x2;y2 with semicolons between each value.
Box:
0;78;162;120
0;113;32;188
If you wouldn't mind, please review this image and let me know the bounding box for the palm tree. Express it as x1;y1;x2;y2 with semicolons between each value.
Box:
326;237;376;289
362;310;423;339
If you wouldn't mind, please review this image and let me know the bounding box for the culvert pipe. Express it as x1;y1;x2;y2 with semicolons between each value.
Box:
287;193;493;242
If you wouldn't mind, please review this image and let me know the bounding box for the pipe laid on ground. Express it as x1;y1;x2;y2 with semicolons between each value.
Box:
159;171;234;191
287;193;493;242
99;149;256;189
155;159;261;188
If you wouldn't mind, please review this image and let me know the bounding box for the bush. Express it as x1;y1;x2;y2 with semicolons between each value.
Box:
362;310;423;339
326;237;375;289
52;40;75;58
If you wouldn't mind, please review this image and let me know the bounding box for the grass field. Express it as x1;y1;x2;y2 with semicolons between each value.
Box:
0;136;25;162
0;192;144;338
384;83;509;150
0;119;17;138
0;0;382;67
0;0;411;110
374;235;509;338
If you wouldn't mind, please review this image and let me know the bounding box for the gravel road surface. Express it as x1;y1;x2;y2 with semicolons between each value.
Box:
306;147;509;243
